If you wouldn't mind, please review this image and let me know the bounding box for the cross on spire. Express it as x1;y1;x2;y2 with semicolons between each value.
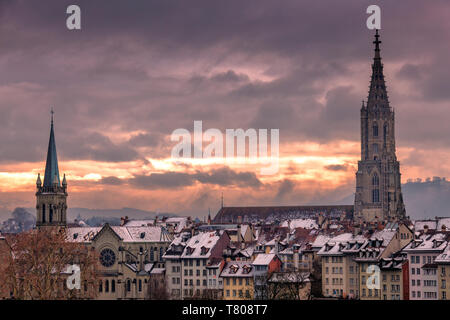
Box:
373;29;381;59
51;107;54;125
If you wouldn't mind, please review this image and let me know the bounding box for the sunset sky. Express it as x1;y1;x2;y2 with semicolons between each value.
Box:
1;0;450;218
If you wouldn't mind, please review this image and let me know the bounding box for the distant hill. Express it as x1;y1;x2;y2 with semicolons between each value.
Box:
402;177;450;220
338;177;450;220
18;207;177;223
65;207;177;221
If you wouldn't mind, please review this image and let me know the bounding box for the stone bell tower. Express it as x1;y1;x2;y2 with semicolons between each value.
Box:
36;110;68;228
354;30;406;223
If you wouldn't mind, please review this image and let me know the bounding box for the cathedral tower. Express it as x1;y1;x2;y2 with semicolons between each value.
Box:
354;30;406;222
36;110;68;228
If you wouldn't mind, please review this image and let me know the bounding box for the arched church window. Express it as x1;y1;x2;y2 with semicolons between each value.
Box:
150;247;154;261
111;280;116;293
42;204;46;223
384;124;388;143
49;205;53;223
373;123;378;137
160;247;164;261
105;280;109;293
126;279;131;292
372;189;380;203
372;173;379;186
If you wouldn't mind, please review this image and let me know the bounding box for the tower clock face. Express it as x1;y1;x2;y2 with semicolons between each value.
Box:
100;248;116;267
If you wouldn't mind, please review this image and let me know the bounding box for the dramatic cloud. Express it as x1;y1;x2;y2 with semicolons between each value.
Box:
1;0;450;217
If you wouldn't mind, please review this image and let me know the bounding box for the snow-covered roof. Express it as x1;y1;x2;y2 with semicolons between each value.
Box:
240;224;249;238
437;218;450;231
150;268;165;274
435;244;450;264
66;225;173;243
403;233;447;252
124;219;155;227
220;261;254;277
181;231;221;259
414;220;437;232
253;253;276;265
280;218;318;231
317;233;366;256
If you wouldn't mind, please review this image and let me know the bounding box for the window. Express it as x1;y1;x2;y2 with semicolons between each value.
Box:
372;189;380;203
105;280;109;293
127;279;131;292
226;290;230;297
372;173;379;186
373;123;378;137
139;280;142;292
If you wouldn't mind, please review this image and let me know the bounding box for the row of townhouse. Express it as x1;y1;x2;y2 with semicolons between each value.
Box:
317;220;450;300
318;222;414;299
163;228;289;300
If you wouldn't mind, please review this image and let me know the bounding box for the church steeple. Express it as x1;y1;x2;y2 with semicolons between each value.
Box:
354;30;406;223
43;109;61;187
36;109;68;229
367;29;390;112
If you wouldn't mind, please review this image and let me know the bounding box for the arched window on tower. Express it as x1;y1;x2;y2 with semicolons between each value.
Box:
42;204;46;223
372;189;380;203
373;123;378;137
372;173;379;186
384;124;388;144
372;173;380;203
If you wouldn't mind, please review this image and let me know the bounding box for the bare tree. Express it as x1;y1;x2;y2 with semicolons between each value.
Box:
267;271;310;300
0;228;99;300
146;274;168;300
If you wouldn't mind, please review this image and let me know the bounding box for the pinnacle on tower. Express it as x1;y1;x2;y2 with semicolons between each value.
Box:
43;109;61;187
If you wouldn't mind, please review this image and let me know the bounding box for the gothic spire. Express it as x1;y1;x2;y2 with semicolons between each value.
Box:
367;29;390;111
43;109;60;187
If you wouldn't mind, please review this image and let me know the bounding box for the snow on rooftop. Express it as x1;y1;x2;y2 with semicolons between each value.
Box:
280;218;318;231
181;231;221;259
253;253;276;265
404;233;447;252
66;225;172;243
414;220;437;231
435;244;450;263
221;261;254;277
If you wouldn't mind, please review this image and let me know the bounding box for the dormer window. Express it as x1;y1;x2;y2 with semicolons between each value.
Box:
200;246;210;255
186;247;195;255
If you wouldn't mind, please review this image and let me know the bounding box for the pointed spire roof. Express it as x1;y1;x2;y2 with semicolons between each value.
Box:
367;29;390;111
43;109;61;187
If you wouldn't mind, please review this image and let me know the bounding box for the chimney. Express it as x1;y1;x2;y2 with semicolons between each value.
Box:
120;217;126;226
424;225;429;234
